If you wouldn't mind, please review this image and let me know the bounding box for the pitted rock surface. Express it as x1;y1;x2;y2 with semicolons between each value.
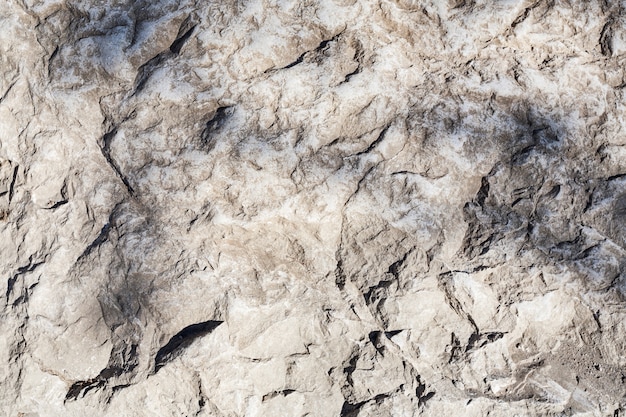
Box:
1;1;626;416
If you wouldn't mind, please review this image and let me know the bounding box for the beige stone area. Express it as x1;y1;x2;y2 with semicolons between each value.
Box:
1;0;625;416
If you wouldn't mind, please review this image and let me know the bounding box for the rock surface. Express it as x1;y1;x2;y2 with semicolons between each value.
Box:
1;0;626;416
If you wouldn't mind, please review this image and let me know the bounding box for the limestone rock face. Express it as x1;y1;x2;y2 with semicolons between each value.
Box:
1;0;626;416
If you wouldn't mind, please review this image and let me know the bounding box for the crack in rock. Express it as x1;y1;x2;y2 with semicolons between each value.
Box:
154;321;223;373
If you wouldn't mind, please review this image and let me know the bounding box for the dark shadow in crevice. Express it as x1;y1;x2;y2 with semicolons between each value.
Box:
154;320;223;373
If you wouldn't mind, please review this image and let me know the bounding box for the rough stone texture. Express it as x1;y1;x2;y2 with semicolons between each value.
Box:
1;0;626;416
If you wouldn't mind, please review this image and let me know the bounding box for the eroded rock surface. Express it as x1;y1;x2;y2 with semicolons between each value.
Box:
1;0;625;416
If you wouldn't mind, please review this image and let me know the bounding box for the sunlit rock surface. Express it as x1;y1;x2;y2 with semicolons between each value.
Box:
1;0;626;416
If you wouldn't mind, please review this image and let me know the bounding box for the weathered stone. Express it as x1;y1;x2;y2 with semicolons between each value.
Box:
1;0;625;416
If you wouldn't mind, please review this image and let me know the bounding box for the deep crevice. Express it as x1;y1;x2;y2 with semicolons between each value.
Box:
76;222;111;263
600;19;614;57
132;52;169;95
46;199;68;209
170;24;197;54
262;389;296;401
282;53;305;69
343;66;361;83
387;248;413;279
364;279;393;305
340;393;391;417
353;124;390;157
66;343;139;402
340;400;366;417
200;106;234;151
268;32;343;72
8;164;18;205
203;106;233;135
154;320;223;373
416;375;436;406
5;261;44;301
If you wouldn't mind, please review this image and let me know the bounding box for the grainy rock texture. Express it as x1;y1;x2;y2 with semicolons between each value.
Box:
1;0;626;416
